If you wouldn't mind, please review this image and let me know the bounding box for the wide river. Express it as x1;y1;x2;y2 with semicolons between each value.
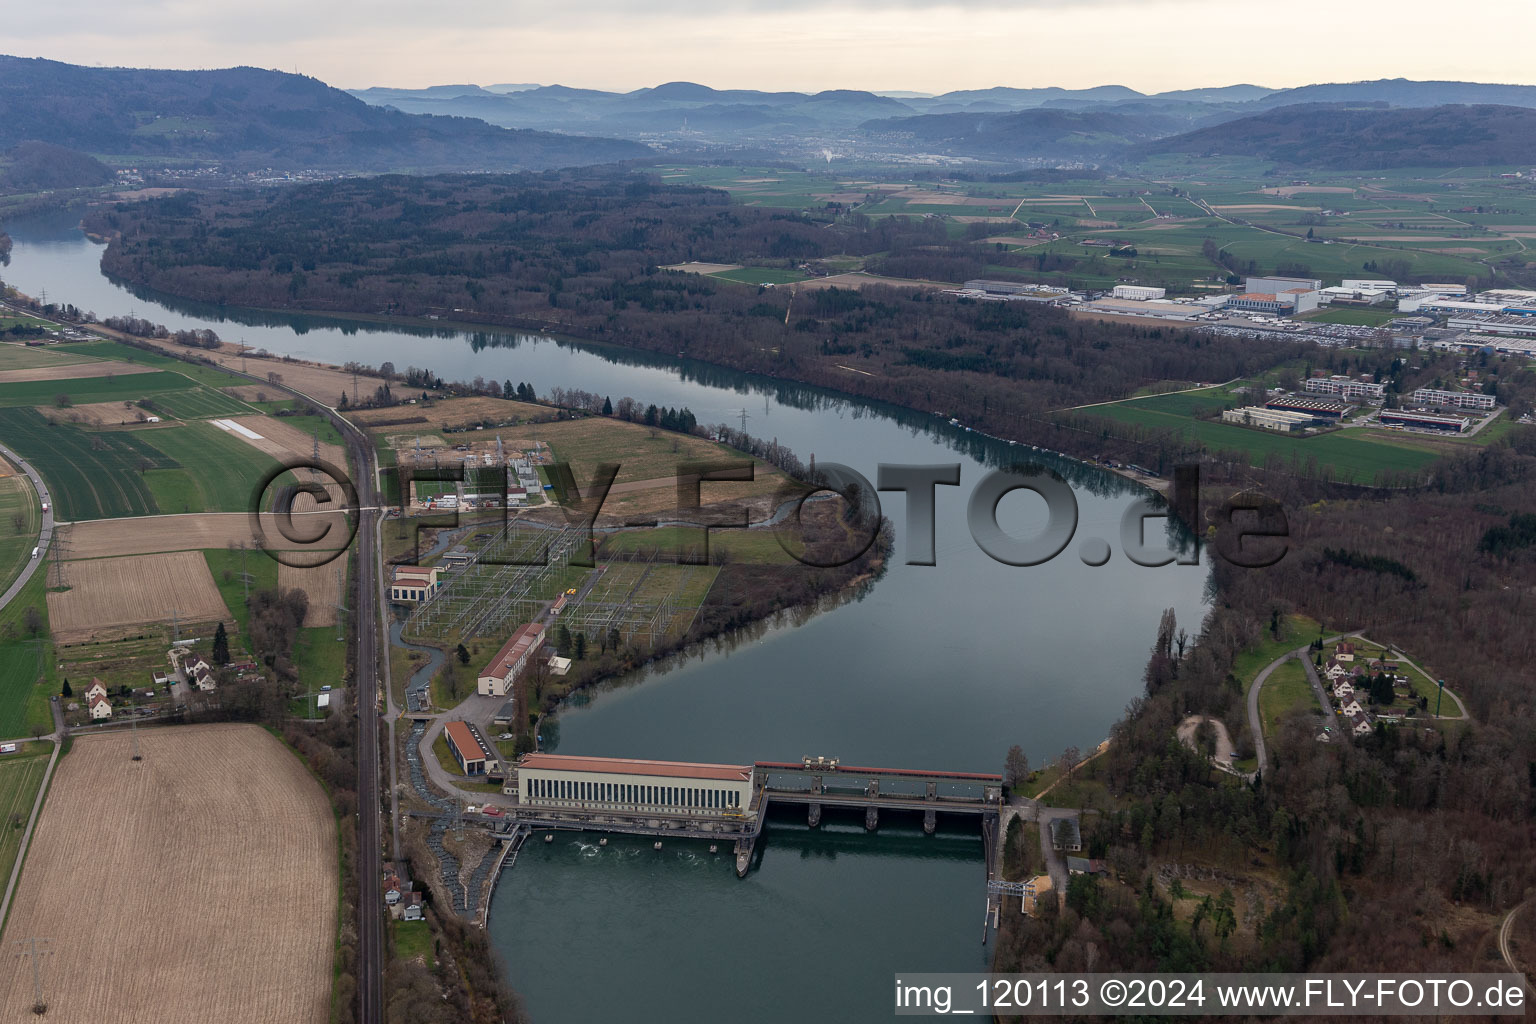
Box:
3;209;1210;1023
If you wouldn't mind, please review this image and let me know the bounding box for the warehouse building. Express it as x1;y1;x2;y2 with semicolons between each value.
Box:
444;720;495;776
1447;314;1536;337
1110;285;1166;300
1380;410;1469;433
1267;395;1351;418
477;622;547;697
1223;407;1318;431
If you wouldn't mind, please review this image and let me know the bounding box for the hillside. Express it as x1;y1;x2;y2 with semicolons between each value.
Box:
1256;78;1536;109
858;108;1181;160
0;141;114;191
1139;103;1536;168
0;55;650;172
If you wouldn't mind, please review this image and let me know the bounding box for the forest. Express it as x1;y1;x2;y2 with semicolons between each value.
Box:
85;169;1304;433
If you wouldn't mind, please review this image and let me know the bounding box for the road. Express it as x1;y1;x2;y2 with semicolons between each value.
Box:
1246;633;1349;772
1497;899;1535;996
0;441;55;614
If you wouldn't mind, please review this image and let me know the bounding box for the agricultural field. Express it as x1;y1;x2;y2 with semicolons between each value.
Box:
349;395;545;435
0;571;57;739
708;266;811;285
62;514;261;559
0;343;104;372
0;470;40;594
278;561;342;628
134;420;282;514
0;368;193;407
0;725;336;1024
0;407;172;520
0;744;51;890
149;385;258;420
47;550;231;642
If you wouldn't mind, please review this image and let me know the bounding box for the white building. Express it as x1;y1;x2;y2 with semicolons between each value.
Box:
1304;376;1384;400
477;622;547;697
1447;314;1536;338
88;694;112;720
1222;407;1316;431
516;753;754;817
1409;387;1495;411
389;565;442;604
1110;285;1166;301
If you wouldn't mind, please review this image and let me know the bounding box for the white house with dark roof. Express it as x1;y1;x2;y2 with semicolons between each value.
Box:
88;694;112;720
83;678;108;702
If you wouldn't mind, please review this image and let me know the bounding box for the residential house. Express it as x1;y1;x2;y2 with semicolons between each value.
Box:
1334;642;1356;662
401;891;424;921
1322;660;1350;682
1350;713;1374;737
1049;816;1082;853
1067;856;1109;876
88;694;112;720
83;678;109;702
1339;698;1364;718
1332;681;1355;701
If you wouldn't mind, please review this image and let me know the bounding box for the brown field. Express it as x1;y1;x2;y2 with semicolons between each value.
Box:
0;360;157;383
279;561;340;627
47;551;232;640
659;261;741;275
0;724;336;1024
226;414;346;466
349;395;545;434
797;272;949;290
36;400;173;428
0;344;103;371
60;513;260;557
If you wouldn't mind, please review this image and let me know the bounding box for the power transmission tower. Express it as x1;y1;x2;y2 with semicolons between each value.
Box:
131;719;142;761
14;937;51;1014
170;606;181;645
334;561;348;643
234;542;256;609
738;408;750;432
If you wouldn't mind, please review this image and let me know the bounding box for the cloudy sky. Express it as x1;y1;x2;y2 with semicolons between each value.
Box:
7;0;1534;93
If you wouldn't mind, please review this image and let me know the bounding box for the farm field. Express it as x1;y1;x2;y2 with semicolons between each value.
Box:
52;340;250;390
349;395;545;435
709;266;811;285
0;407;172;520
226;414;346;466
0;571;57;739
0;345;95;372
62;513;261;558
47;550;231;642
150;385;258;420
0;471;40;594
134;421;281;513
0;359;153;384
278;560;342;628
0;745;50;890
0;368;192;406
0;725;337;1024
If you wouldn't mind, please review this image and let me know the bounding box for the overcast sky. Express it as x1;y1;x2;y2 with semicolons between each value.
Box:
8;0;1535;94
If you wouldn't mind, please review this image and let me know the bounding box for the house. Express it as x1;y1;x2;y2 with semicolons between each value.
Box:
389;565;442;604
1067;856;1108;876
1332;679;1354;698
83;678;109;702
1322;660;1350;681
88;694;112;720
1339;699;1364;718
1334;642;1355;663
383;875;403;905
1021;874;1054;916
1350;713;1374;737
477;623;546;697
401;891;424;921
1049;816;1081;852
191;663;216;692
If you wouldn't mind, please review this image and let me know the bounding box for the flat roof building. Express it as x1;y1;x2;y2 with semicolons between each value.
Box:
1110;285;1166;301
1304;375;1384;400
1409;387;1495;411
1223;406;1317;431
389;565;441;604
1380;409;1469;433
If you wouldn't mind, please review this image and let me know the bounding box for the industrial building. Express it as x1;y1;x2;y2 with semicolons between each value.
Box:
1266;395;1351;418
1303;375;1384;400
1110;285;1166;301
1447;314;1536;337
515;753;754;817
1409;387;1495;411
1222;407;1317;431
1379;410;1468;433
1078;297;1197;320
389;565;442;604
961;280;1070;297
445;720;496;776
477;622;548;697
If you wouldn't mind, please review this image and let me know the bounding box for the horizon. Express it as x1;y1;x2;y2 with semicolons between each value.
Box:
5;0;1535;95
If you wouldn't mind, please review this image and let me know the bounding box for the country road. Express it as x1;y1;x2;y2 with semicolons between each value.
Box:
1246;633;1349;772
1498;898;1535;997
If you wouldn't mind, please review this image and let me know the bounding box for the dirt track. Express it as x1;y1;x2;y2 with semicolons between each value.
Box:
0;725;336;1024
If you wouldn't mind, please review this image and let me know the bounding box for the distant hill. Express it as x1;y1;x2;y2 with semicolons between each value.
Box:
1257;79;1536;109
859;108;1180;161
0;141;114;191
1139;103;1536;168
0;56;650;172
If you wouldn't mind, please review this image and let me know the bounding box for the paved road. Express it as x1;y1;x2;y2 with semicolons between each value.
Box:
0;441;54;613
1246;633;1349;772
1498;899;1535;996
1354;634;1469;719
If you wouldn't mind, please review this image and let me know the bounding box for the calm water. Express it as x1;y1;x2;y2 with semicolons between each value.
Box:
2;209;1211;1023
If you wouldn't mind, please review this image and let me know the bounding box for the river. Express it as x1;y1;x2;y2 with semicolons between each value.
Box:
2;208;1211;1023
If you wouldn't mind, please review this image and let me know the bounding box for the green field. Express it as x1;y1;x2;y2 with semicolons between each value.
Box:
1075;391;1441;484
204;547;280;645
0;344;101;371
0;369;196;408
0;473;40;595
143;468;204;514
0;571;57;739
135;421;281;513
1259;658;1322;737
150;386;257;420
0;746;52;890
709;267;811;285
1297;308;1400;327
0;407;173;520
293;626;348;695
55;341;249;389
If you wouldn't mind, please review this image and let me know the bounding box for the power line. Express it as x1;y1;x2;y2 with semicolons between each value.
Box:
14;937;51;1014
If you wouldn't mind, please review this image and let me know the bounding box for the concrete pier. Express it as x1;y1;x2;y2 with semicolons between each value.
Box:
807;802;822;827
865;806;879;831
923;808;937;834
